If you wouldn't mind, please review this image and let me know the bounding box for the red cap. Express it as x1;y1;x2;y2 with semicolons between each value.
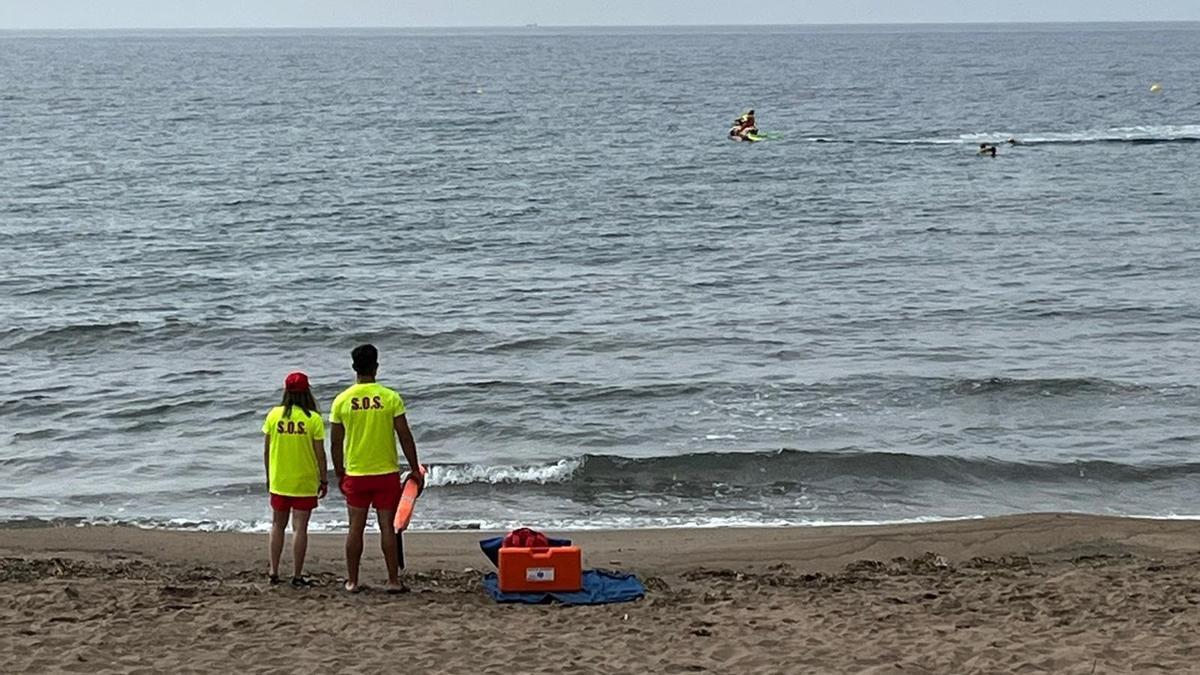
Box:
284;372;309;392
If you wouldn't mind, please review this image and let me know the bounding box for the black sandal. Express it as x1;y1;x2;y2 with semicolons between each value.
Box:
269;574;281;585
290;576;313;588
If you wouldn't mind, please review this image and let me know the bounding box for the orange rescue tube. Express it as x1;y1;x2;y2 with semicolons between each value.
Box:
393;465;426;532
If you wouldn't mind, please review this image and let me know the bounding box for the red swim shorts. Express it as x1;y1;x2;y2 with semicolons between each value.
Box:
341;472;402;511
270;493;318;512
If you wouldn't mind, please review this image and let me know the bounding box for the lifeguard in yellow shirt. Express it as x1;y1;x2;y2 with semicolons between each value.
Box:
331;344;422;593
262;371;327;587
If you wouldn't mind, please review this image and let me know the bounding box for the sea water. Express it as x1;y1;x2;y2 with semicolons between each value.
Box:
2;24;1199;530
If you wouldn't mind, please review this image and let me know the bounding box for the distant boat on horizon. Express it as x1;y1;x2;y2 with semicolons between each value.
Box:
525;23;539;28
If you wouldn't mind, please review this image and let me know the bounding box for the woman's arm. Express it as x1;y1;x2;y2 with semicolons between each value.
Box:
262;435;271;488
312;439;329;498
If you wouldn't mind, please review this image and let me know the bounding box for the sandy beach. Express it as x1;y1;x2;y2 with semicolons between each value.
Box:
1;514;1198;673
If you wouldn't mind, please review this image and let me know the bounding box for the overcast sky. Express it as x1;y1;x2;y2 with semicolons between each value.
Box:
2;0;1199;30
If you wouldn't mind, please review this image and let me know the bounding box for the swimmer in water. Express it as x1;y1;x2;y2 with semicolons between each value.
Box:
978;143;997;157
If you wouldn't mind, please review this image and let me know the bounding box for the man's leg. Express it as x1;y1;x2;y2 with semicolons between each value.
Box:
344;505;369;591
290;508;312;580
376;508;401;589
269;507;289;580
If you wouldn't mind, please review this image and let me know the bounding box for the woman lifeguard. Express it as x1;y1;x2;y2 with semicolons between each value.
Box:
262;371;328;586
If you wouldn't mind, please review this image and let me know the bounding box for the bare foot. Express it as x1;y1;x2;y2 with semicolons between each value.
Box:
344;581;361;593
384;580;407;594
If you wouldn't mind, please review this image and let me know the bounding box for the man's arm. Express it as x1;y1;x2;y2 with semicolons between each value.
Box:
393;414;421;487
262;435;271;488
331;422;345;482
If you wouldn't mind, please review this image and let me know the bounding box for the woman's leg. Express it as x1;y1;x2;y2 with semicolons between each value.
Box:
290;508;312;580
269;507;289;579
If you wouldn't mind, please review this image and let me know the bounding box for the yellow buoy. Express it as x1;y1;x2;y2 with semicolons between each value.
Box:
1150;83;1163;93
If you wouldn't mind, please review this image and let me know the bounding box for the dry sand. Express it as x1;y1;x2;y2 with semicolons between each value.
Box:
3;513;1200;673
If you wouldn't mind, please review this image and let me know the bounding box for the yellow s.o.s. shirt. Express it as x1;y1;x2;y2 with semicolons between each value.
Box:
262;406;325;496
330;382;406;476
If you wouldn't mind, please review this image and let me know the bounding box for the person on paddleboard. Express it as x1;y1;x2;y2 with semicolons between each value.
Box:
262;371;328;587
330;344;422;593
730;109;758;140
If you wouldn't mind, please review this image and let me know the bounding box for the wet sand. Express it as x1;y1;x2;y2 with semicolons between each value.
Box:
3;513;1200;673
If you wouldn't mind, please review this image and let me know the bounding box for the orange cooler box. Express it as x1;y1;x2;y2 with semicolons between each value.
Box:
498;546;583;593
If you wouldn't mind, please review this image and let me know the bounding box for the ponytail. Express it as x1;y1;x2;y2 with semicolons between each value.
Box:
279;389;320;419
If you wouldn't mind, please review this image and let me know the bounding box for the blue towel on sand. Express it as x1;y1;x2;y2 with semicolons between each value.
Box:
482;569;646;605
478;535;572;568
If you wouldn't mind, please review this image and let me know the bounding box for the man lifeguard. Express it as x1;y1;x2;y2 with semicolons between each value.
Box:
330;344;422;593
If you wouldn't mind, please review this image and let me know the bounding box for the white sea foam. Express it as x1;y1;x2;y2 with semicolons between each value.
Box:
425;459;582;487
68;513;993;534
53;511;1200;534
836;124;1200;146
958;125;1200;144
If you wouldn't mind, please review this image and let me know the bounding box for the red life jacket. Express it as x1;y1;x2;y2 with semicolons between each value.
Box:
502;527;550;548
